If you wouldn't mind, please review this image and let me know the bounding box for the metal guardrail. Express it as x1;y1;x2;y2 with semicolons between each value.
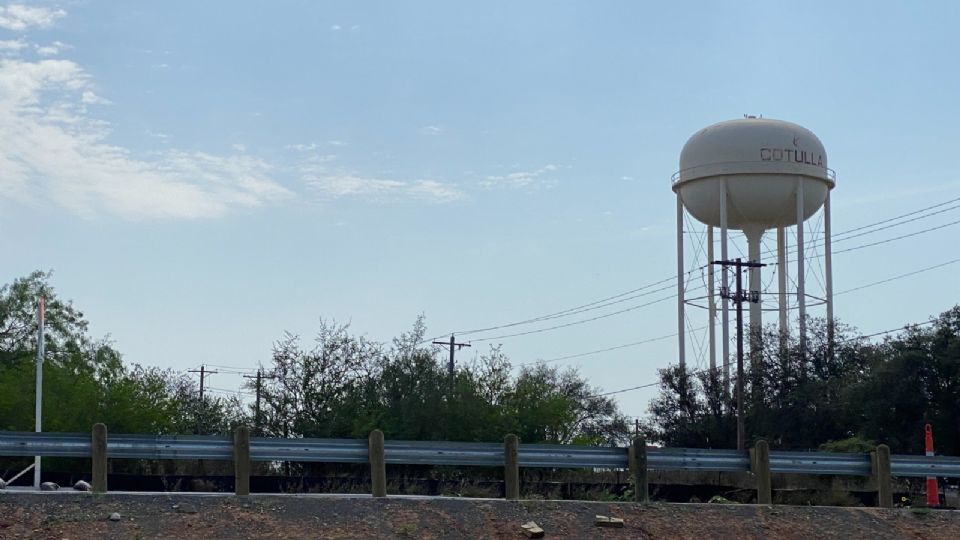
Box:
892;454;960;478
253;437;366;463
1;431;958;478
770;451;872;476
650;448;748;472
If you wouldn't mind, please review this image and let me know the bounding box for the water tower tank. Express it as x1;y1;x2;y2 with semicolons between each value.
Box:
673;117;834;235
670;117;837;379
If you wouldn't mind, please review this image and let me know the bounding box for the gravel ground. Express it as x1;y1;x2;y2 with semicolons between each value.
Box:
1;492;959;539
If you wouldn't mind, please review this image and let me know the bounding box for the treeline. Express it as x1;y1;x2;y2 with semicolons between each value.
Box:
644;314;960;456
0;272;628;447
2;271;958;458
0;272;246;437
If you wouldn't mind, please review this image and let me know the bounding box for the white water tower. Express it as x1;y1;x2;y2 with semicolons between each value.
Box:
672;117;836;383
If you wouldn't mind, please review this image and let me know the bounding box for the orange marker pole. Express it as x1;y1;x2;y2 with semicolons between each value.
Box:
925;424;939;507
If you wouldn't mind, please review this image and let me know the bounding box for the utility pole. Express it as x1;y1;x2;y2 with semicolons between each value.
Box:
711;257;765;451
244;369;276;435
432;334;471;376
34;296;45;489
188;365;217;434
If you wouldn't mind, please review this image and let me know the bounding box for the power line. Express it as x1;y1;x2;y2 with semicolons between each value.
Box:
835;258;960;296
454;282;676;337
529;253;958;375
592;319;941;398
206;386;254;395
833;218;960;254
201;363;257;374
463;223;956;346
833;194;960;238
831;202;960;244
469;295;675;343
429;195;960;344
421;275;686;344
518;330;681;367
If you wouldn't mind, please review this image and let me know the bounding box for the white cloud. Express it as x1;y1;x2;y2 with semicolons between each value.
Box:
330;24;341;31
0;39;26;52
286;142;320;151
144;129;169;139
287;140;346;151
481;164;559;189
420;125;443;135
37;41;69;57
0;4;65;31
80;90;109;104
0;58;293;219
406;179;464;203
306;173;465;203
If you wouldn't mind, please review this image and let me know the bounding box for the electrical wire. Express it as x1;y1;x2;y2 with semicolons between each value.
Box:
517;330;681;367
469;295;675;343
833;195;960;237
522;253;959;373
426;274;686;342
591;319;941;398
428;195;960;344
835;258;960;296
833;218;960;254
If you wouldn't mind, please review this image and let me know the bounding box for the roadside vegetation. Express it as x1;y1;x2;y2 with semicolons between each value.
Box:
1;270;958;480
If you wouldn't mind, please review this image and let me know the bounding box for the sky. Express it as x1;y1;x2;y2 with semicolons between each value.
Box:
2;1;960;419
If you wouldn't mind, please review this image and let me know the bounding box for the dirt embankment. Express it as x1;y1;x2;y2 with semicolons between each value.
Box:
1;493;959;539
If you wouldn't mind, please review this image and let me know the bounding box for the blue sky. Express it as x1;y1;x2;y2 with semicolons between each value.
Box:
2;1;959;418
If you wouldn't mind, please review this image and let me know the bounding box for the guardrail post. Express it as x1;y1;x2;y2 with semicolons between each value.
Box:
504;434;520;500
752;439;771;505
873;444;892;508
369;429;386;497
234;425;251;496
628;434;649;503
91;423;108;494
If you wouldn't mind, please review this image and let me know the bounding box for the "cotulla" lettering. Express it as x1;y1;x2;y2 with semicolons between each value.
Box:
760;148;824;167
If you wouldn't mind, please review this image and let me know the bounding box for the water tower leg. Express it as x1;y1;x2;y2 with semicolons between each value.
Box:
824;192;834;348
707;225;716;374
676;193;685;371
777;226;788;341
720;182;730;395
746;229;763;370
796;179;807;355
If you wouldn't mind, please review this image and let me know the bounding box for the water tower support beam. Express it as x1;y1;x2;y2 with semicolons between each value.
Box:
746;229;763;372
777;226;787;335
824;192;834;346
707;225;716;374
720;182;730;395
796;178;807;355
676;193;685;370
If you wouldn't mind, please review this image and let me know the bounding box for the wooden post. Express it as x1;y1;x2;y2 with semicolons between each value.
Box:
753;439;772;505
369;429;386;498
874;444;892;508
504;434;520;500
628;434;649;503
234;425;251;496
91;423;107;494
